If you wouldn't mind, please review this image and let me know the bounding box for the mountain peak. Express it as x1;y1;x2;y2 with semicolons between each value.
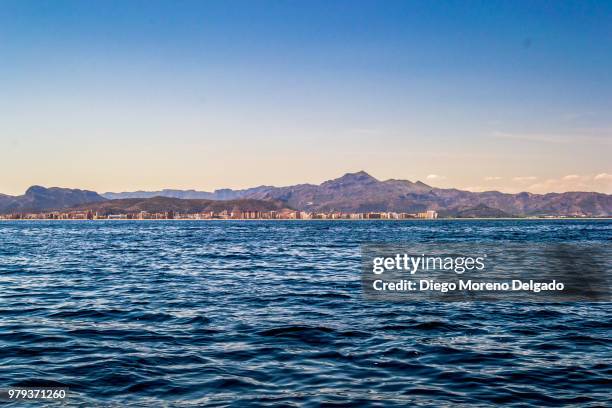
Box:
25;185;47;195
323;171;379;186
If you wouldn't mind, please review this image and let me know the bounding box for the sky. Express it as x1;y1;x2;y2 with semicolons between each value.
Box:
1;0;611;195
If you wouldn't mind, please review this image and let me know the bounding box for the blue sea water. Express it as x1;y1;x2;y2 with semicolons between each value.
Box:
0;220;610;406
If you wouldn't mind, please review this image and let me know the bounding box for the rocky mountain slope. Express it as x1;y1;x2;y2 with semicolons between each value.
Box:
0;186;106;214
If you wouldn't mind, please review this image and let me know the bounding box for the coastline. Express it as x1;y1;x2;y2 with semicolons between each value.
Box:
1;217;610;221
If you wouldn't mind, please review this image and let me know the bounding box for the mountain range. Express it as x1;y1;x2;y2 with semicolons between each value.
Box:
103;171;611;217
1;171;611;216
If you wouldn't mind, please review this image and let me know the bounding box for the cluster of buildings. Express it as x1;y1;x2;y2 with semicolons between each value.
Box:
1;209;439;220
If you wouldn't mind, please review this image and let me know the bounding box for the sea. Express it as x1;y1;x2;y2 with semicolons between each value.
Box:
0;220;610;406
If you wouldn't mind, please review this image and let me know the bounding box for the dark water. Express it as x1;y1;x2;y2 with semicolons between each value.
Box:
0;220;610;406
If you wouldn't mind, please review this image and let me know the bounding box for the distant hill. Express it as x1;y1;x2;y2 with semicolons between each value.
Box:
0;186;106;214
69;196;289;215
443;203;515;218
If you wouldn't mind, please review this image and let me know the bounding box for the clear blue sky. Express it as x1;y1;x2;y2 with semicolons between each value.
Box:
1;0;611;194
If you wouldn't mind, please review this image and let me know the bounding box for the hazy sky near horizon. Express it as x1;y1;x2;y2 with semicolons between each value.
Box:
1;0;611;195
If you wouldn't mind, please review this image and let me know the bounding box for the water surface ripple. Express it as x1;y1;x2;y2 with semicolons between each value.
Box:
0;220;610;406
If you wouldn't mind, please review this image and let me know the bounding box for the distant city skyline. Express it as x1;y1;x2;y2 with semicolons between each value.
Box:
1;1;611;195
